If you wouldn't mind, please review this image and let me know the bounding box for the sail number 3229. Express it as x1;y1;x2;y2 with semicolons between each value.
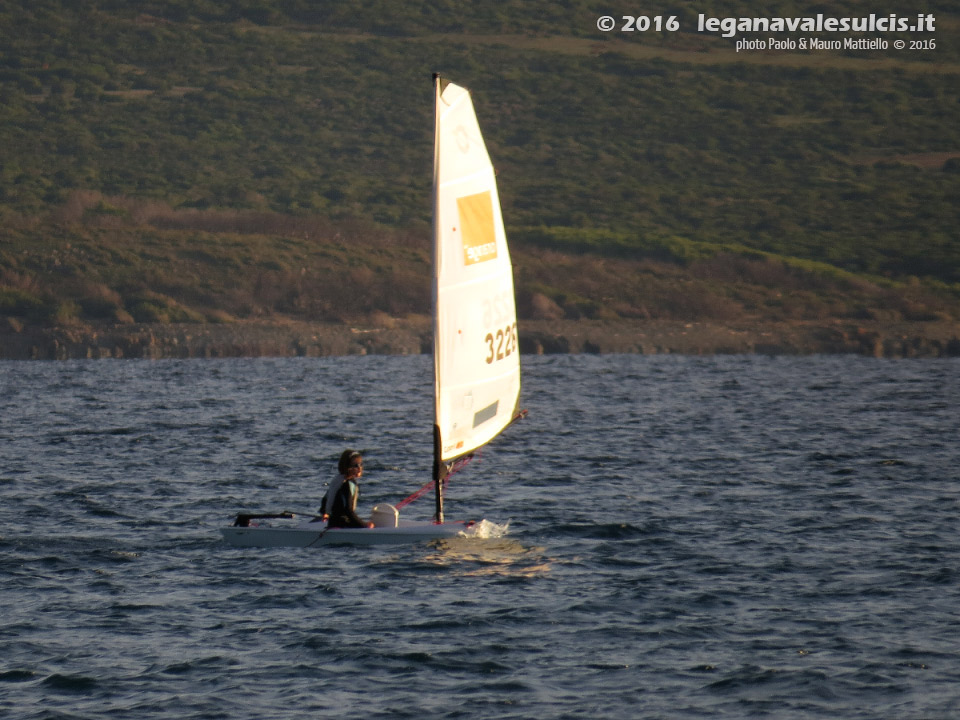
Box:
485;323;518;364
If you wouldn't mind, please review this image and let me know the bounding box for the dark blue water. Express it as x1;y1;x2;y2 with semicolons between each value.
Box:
1;354;958;719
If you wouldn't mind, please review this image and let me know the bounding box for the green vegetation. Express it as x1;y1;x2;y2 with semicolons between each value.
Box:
3;203;954;332
1;1;958;334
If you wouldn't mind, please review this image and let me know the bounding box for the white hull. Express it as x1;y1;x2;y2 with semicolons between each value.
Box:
220;518;473;548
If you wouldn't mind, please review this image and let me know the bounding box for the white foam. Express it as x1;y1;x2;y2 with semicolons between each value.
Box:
462;518;510;539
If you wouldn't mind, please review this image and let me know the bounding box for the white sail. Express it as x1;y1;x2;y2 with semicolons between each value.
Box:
433;77;520;463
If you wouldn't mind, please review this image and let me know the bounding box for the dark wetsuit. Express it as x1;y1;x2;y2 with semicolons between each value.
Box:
327;479;365;528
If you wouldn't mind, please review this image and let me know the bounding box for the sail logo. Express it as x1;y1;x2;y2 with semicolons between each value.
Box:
457;191;498;265
454;125;471;153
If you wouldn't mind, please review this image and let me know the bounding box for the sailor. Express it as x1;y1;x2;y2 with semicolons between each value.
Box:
322;450;373;528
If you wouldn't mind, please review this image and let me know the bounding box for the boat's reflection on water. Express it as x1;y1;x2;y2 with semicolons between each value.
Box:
422;528;552;577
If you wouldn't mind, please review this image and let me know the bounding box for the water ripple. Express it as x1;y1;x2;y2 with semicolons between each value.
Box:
0;356;958;719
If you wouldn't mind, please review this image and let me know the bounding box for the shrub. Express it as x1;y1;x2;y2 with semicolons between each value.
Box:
0;287;46;317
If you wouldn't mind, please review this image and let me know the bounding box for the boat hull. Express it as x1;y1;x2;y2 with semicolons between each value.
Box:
220;519;472;548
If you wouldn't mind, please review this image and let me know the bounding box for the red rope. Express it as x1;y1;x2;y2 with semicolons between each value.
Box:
394;479;433;510
394;410;525;510
395;453;478;509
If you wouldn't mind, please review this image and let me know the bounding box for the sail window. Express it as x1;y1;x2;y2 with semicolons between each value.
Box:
473;400;499;428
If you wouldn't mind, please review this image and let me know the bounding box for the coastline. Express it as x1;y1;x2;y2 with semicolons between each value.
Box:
2;319;959;360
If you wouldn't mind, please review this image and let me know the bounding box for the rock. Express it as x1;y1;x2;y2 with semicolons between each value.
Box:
527;293;565;321
2;319;959;360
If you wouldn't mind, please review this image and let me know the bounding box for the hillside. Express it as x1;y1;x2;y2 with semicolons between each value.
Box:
1;1;959;356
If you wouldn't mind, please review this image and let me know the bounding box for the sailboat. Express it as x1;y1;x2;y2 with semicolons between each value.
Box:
220;75;522;547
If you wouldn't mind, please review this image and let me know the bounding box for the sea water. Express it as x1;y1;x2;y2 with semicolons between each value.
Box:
1;354;958;719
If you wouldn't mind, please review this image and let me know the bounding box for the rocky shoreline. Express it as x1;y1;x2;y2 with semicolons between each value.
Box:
2;319;960;360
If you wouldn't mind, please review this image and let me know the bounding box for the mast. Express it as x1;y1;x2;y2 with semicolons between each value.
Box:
433;424;444;523
432;72;444;524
